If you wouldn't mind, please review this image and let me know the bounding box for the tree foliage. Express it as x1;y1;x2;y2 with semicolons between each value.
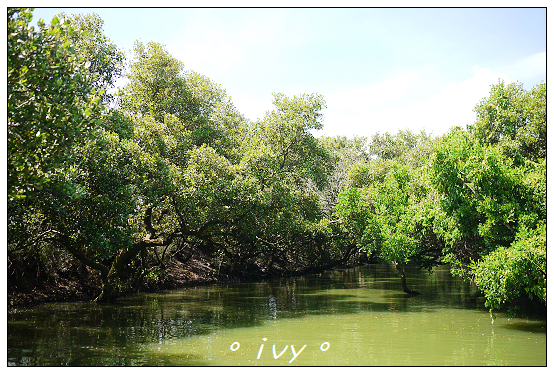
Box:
334;130;443;283
7;9;546;315
470;80;546;160
430;82;546;313
59;12;125;103
8;8;104;200
333;81;545;310
313;136;369;217
8;9;341;302
473;222;546;313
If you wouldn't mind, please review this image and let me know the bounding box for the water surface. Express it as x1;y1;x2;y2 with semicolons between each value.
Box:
7;264;546;366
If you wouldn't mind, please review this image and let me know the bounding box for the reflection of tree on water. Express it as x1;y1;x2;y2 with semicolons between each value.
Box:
268;294;278;319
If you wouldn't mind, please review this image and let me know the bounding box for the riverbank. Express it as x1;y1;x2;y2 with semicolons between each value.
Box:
8;251;372;309
7;252;218;309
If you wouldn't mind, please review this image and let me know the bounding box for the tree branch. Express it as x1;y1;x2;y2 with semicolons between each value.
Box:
46;229;109;279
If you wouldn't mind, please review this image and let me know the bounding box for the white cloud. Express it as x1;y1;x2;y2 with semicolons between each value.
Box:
163;10;316;124
232;70;423;125
167;10;307;79
319;65;514;138
398;66;513;135
325;71;422;108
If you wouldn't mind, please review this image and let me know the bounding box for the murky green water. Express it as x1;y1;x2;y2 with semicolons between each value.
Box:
8;264;546;366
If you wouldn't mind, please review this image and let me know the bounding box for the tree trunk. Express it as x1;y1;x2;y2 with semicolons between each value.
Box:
94;241;147;302
394;262;420;295
53;206;176;303
341;245;356;264
265;253;276;272
228;253;240;275
94;278;116;303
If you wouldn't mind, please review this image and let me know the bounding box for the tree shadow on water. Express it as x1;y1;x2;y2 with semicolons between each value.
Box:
499;321;546;334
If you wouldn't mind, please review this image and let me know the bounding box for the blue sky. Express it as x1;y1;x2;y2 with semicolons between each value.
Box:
31;6;546;138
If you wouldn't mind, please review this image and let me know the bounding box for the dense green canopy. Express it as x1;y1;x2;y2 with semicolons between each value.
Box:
8;9;545;315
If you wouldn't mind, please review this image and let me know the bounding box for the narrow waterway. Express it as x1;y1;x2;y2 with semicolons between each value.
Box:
7;264;546;366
